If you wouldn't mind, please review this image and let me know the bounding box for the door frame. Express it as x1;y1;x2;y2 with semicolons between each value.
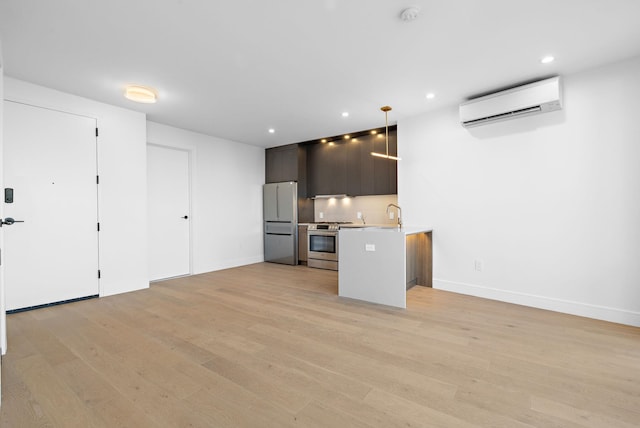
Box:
147;143;194;279
1;62;6;359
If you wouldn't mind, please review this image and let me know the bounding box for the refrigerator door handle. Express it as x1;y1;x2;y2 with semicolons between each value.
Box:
276;185;280;219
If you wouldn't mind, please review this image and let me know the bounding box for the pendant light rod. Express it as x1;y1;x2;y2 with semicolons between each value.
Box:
382;105;391;157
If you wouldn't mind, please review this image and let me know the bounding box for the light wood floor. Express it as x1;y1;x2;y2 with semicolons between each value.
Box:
1;263;639;427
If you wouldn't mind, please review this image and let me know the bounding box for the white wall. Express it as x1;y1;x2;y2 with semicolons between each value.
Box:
147;121;264;273
399;56;640;326
4;77;148;298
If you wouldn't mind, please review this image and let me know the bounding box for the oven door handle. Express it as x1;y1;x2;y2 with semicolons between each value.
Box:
308;231;338;236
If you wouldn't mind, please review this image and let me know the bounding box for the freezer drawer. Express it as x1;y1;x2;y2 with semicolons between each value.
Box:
265;221;295;235
265;233;296;265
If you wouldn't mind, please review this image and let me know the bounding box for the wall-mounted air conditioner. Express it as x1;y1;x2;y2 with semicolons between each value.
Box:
459;76;562;128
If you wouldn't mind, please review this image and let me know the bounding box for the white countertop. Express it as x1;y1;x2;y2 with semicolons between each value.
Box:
340;226;432;235
338;223;395;229
299;223;399;228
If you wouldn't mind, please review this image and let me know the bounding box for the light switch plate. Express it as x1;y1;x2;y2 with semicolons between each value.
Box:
319;212;324;219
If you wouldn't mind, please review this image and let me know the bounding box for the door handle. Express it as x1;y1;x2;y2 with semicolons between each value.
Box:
181;215;189;219
1;217;25;226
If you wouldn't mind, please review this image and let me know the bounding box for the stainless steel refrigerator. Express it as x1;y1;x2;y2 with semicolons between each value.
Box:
263;181;298;265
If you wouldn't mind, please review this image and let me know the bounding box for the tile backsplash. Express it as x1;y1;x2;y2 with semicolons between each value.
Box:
314;194;398;225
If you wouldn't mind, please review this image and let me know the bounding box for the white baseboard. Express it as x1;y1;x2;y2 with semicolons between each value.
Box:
434;279;640;327
194;255;265;275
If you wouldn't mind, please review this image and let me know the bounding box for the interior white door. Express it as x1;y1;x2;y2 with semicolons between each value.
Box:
147;144;191;281
3;101;99;311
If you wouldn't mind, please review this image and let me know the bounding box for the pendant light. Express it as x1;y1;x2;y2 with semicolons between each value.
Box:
371;105;401;161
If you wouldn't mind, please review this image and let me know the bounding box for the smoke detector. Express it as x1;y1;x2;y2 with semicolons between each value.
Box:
400;6;420;22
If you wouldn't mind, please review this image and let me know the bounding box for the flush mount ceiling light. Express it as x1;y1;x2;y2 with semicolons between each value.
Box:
541;55;555;64
124;85;157;103
268;128;275;134
371;106;401;161
400;6;420;22
426;92;435;100
342;111;349;117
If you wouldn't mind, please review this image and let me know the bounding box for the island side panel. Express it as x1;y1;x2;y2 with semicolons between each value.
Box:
418;232;433;287
406;234;418;289
338;229;407;308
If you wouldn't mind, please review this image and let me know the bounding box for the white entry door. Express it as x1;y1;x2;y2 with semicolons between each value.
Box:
147;144;191;281
3;101;99;311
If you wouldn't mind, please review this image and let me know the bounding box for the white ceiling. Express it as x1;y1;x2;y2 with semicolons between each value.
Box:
2;0;640;148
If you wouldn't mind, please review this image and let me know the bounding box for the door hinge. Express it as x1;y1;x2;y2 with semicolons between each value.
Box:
98;270;101;279
97;222;100;231
95;128;99;137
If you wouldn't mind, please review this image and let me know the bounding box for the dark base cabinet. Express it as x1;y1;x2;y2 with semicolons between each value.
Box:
298;225;308;264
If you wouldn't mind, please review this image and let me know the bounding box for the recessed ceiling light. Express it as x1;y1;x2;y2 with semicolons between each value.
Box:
342;112;349;118
370;130;377;135
268;128;275;134
426;92;435;100
321;138;327;143
124;85;157;103
344;135;351;140
541;55;555;64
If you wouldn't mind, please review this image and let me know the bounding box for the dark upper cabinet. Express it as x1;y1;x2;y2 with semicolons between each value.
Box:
358;129;398;196
265;144;313;222
345;139;362;196
387;131;398;194
265;144;298;184
360;135;376;195
306;143;328;195
372;131;397;195
271;127;397;199
333;144;348;194
307;142;347;196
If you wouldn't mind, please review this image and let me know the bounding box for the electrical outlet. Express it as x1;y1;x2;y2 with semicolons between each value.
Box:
365;244;376;252
357;212;362;219
319;212;324;219
474;259;484;272
389;211;394;220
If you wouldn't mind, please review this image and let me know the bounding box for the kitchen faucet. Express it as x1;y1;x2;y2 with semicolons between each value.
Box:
386;203;402;228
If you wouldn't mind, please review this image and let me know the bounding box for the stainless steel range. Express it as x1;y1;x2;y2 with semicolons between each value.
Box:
307;222;351;271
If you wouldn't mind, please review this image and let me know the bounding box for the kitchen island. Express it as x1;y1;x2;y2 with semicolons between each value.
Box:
338;226;432;308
